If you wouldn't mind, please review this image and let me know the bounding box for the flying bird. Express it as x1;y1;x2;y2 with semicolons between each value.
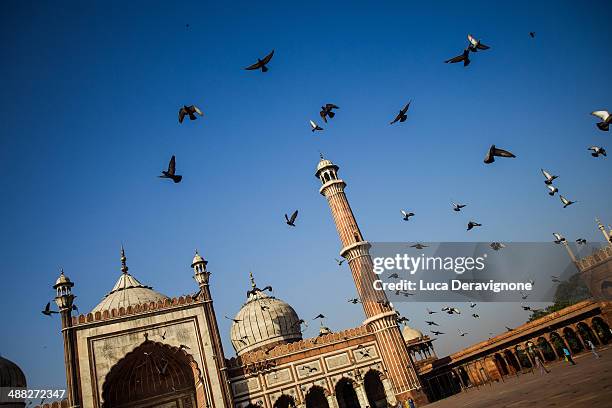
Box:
390;102;411;124
529;32;536;38
313;314;326;320
426;308;437;315
551;275;561;283
247;285;273;298
348;298;361;304
490;242;505;251
159;155;183;183
310;120;324;132
410;243;428;249
41;302;59;316
397;316;410;324
559;195;576;208
445;48;471;66
520;291;529;300
484;145;516;164
401;210;415;221
588;146;607;157
467;34;490;51
576;238;587;245
178;105;203;123
388;273;400;279
244;50;274;72
546;185;558;196
505;326;513;332
452;202;466;212
335;258;345;266
320;104;340;123
591;110;611;131
521;305;533;311
467;221;482;231
469;302;477;308
431;330;444;336
541;169;558;185
472;313;480;318
553;233;566;244
442;306;461;315
457;329;468;337
425;321;439;326
285;210;298;226
224;316;241;323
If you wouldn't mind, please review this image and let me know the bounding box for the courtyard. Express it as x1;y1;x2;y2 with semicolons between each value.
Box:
426;345;612;408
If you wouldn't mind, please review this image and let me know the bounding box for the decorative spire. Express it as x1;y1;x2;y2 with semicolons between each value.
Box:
249;271;256;288
120;245;129;274
319;151;324;160
596;218;611;242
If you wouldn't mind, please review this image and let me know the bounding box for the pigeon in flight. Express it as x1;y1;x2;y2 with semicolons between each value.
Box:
431;330;444;336
348;298;361;304
505;326;513;332
529;32;536;38
388;273;400;279
442;306;461;315
244;50;274;72
490;242;505;251
520;291;529;300
426;308;437;315
224;316;241;323
576;238;587;245
335;258;345;266
159;155;182;183
553;233;566;244
313;314;326;320
390;102;411;124
591;110;611;131
410;243;428;249
457;329;468;337
285;210;298;226
401;210;415;221
41;302;59;316
467;34;491;52
541;169;558;185
178;105;203;123
452;202;466;212
445;48;471;66
469;301;477;308
484;145;516;164
559;195;576;208
472;313;480;318
320;104;340;123
551;276;561;283
467;221;482;231
546;185;558;196
521;305;533;311
396;316;410;324
310;120;324;132
425;321;439;326
588;146;607;157
247;285;273;298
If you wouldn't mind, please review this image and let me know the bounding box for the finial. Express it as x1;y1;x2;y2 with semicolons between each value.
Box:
120;245;128;274
319;151;324;160
249;271;256;288
59;267;64;276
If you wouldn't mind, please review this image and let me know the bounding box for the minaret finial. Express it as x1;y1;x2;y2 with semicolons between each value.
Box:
249;271;256;288
120;245;128;274
596;217;611;242
319;151;324;160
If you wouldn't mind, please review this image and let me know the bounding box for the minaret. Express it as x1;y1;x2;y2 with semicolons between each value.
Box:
315;156;426;404
596;218;611;243
54;269;81;408
191;250;234;408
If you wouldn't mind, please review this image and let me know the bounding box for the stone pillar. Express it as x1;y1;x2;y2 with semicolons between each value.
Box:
571;324;587;350
354;382;369;408
544;335;561;359
327;394;338;408
382;378;397;406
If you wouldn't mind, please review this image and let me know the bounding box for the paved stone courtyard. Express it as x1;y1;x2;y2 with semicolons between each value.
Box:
425;345;612;408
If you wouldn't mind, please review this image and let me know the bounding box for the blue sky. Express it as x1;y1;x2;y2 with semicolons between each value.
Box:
1;0;610;392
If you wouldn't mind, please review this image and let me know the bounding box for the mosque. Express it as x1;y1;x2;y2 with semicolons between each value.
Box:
2;157;611;408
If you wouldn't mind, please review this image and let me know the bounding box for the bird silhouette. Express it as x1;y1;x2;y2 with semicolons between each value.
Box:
426;308;437;315
484;145;516;164
320;104;340;123
390;102;411;124
559;195;576;208
445;48;471;66
159;155;182;183
245;50;274;72
388;273;400;279
425;321;439;326
310;120;324;132
410;243;428;249
452;202;466;212
467;221;482;231
541;169;558;185
529;32;536;38
348;298;361;304
401;210;415;221
41;302;59;316
547;185;558;196
467;34;490;52
472;313;480;318
285;210;298;226
313;314;325;320
591;110;611;131
335;258;345;266
431;330;444;335
490;242;505;251
588;146;607;157
396;316;410;324
457;329;468;337
576;238;587;245
178;105;203;123
553;233;566;243
469;302;477;308
224;316;241;323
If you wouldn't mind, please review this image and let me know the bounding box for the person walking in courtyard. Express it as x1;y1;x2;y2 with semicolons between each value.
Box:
407;398;416;408
563;347;576;365
587;339;600;359
534;354;550;375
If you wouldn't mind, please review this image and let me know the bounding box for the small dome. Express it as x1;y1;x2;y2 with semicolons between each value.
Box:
0;355;27;388
191;251;205;267
315;157;339;177
92;273;169;313
54;270;73;288
402;325;424;342
319;326;332;336
230;289;302;355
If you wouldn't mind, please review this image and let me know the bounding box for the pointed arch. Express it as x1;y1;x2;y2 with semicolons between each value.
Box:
335;377;360;408
273;394;296;408
363;369;388;408
305;386;330;408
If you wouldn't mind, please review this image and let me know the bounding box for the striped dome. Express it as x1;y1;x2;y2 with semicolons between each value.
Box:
0;355;26;388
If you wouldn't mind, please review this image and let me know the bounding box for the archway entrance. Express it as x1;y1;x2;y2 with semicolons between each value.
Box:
577;322;599;346
363;370;388;408
494;353;509;375
563;327;583;353
549;332;566;359
274;394;296;408
537;337;556;361
102;341;201;408
592;317;611;344
335;378;360;408
503;350;520;373
305;386;329;408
